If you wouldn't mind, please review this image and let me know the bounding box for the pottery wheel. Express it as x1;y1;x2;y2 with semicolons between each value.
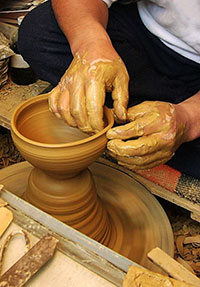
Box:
0;158;174;272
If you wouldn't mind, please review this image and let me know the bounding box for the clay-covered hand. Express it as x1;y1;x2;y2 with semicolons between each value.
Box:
106;101;189;170
48;53;129;134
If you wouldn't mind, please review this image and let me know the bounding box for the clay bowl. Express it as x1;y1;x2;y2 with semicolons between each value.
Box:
11;94;114;178
11;94;114;243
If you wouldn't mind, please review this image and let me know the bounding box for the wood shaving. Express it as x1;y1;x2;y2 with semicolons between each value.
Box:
175;234;200;277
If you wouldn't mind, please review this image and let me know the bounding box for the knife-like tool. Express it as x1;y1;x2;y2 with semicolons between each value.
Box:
0;234;58;287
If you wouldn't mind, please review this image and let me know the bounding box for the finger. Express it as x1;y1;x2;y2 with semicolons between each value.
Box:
127;101;158;121
48;86;61;118
118;157;170;170
57;88;77;127
107;121;142;139
108;149;173;166
70;80;92;133
107;134;167;157
112;73;129;122
85;81;105;132
107;112;160;140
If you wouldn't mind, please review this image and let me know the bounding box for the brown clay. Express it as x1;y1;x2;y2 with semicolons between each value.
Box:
8;94;174;271
11;94;114;244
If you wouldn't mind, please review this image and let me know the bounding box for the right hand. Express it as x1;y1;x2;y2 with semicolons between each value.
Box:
107;101;189;170
48;52;129;134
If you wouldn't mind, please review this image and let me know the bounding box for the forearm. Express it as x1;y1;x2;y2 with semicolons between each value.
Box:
51;0;115;57
176;91;200;141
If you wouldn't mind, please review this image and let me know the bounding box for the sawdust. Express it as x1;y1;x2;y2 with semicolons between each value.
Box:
0;127;24;169
0;78;50;129
0;78;49;102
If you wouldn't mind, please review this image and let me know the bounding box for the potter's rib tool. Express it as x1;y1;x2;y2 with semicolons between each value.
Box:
0;234;58;287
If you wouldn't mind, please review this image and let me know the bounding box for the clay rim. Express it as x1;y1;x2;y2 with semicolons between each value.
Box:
11;94;114;148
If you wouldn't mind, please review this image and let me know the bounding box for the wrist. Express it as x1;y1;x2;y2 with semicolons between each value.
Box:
176;92;200;141
70;30;119;61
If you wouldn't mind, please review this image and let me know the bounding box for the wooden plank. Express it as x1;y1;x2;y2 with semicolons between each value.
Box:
131;171;200;222
147;247;200;286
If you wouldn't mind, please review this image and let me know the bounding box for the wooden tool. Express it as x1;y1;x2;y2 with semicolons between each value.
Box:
147;247;200;286
0;207;13;237
0;234;58;287
123;265;197;287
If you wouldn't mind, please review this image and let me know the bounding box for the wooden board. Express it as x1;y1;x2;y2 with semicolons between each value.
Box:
129;170;200;223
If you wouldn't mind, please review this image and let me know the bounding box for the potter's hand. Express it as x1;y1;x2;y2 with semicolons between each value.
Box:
107;101;189;170
48;53;129;134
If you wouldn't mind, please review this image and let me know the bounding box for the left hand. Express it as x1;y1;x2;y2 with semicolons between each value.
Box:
106;101;189;170
48;52;128;134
